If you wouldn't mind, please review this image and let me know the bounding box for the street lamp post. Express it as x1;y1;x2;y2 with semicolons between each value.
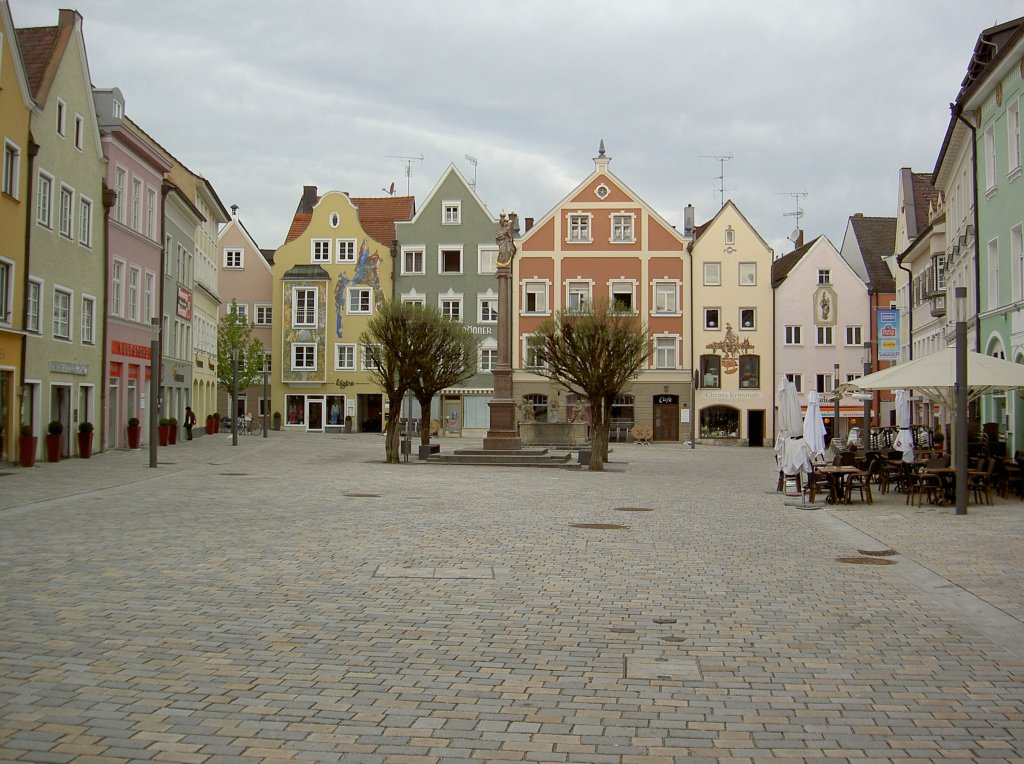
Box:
262;369;269;439
954;286;968;515
231;347;239;447
833;362;840;447
149;318;160;468
862;341;872;448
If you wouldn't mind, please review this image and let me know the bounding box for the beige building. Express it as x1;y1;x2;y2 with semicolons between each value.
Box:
689;200;775;446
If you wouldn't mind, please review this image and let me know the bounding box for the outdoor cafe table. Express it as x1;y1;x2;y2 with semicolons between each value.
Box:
924;466;983;506
812;465;859;504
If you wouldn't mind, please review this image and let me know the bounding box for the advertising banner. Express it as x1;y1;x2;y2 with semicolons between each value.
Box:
877;309;900;361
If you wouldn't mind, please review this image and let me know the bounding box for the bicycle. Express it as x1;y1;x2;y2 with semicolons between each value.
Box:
239;414;263;436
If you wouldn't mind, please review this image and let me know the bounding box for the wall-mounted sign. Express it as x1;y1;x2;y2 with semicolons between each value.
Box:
111;341;151;359
50;361;88;376
877;309;900;361
654;394;679;405
176;286;193;320
468;325;494;335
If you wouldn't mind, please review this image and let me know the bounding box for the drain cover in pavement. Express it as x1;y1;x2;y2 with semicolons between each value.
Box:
218;472;249;476
570;523;629;529
610;627;635;633
837;556;897;565
653;618;677;624
625;656;702;681
344;492;381;497
857;548;898;556
660;636;687;642
613;507;654;512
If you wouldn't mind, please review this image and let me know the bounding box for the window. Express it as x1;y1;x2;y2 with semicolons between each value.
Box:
785;373;803;392
127;268;139;321
348;287;372;314
26;279;41;333
402;248;424;274
988;238;1000;310
934;254;946;292
523;282;547;313
739;308;755;330
440;296;462;322
700;355;721;388
401;293;425;306
567;281;591;312
610;282;635;312
817;269;831;285
224;248;243;268
654;336;677;369
293;287;316;325
985;124;997;191
2;140;19;197
0;259;9;323
81;296;94;343
439;247;462;274
784;325;802;345
336;239;356;263
56;99;66;136
53;288;71;339
611;213;634;242
1013;225;1024;302
311;239;331;263
361;344;383;371
703;262;721;286
59;185;73;238
567;213;591;242
291;343;316;370
704;308;721;330
738;262;756;286
478;247;498;275
725;227;735;245
480;346;497;372
112;99;123;119
131;178;142;231
254;304;273;325
525;336;546;368
523;393;548;420
442;201;461;225
739;355;759;389
816;326;834;345
146;189;156;239
816;374;835;393
78;197;92;246
114;167;125;223
74;114;83;150
36;172;53;227
262;350;272;374
478;295;498;323
1010;99;1022;175
335;343;356;370
111;260;123;316
653;282;677;314
144;273;154;321
845;325;862;346
230;302;249;321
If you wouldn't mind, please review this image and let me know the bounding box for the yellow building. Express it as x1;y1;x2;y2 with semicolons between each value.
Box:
0;1;33;463
271;186;413;432
689;200;776;446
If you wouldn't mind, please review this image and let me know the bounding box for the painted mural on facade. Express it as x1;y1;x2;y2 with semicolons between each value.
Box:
282;281;328;381
334;240;384;338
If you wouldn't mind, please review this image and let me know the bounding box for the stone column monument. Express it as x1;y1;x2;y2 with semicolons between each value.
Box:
483;212;522;450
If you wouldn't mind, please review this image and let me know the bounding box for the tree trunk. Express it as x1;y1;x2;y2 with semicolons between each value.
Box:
384;393;403;463
589;407;608;472
417;394;433;446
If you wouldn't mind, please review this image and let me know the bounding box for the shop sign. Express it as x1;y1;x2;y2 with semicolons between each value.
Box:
702;391;763;399
111;341;151;359
176;287;193;320
50;361;88;376
654;394;679;404
469;325;493;335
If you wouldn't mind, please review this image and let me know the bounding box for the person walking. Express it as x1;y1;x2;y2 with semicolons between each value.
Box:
184;406;197;441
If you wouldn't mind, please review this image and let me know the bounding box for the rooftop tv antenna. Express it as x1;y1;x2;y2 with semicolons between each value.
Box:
464;154;478;190
699;153;733;207
776;191;808;238
385;154;423;195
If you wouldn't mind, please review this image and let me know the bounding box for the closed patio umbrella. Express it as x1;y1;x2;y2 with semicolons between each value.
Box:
777;378;811;480
803;390;827;458
893;388;915;462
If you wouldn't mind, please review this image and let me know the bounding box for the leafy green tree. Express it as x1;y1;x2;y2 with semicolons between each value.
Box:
532;298;648;471
217;299;267;398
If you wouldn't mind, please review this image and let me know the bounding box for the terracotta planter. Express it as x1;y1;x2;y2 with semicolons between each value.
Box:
206;419;214;435
46;433;62;463
77;432;93;459
213;417;221;433
19;435;37;468
158;424;170;447
168;425;178;445
126;425;141;449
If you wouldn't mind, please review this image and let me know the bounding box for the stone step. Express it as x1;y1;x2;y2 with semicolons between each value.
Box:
429;450;574;467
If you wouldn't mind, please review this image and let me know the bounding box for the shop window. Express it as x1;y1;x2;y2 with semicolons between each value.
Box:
700;355;721;389
285;395;305;425
739;355;759;389
701;405;739;439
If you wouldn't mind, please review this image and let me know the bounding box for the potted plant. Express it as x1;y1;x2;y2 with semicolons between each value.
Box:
46;420;63;462
168;416;178;445
158;417;171;447
273;411;282;431
126;417;141;449
77;421;94;459
18;423;36;468
206;413;215;435
212;412;221;433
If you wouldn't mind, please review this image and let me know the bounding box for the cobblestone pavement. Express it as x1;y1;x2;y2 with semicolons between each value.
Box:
1;433;1022;763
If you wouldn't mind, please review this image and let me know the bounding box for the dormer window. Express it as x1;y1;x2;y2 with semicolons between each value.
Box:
112;100;124;119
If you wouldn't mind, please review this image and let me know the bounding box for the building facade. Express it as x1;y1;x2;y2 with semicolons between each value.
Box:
271;186;413;432
513;146;692;441
94;87;170;449
690;200;775;446
0;0;33;464
394;164;498;437
18;9;106;459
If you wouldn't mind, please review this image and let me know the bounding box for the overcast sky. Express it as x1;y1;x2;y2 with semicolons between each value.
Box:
11;1;1022;256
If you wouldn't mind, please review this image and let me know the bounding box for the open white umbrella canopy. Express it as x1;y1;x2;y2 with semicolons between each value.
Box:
893;388;915;462
803;390;828;458
837;347;1024;408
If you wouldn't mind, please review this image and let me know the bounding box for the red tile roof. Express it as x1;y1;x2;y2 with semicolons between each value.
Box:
283;191;415;246
15;25;60;98
285;212;312;244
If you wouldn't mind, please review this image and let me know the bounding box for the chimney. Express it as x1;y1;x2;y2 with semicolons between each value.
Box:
296;185;318;215
794;229;804;249
683;204;695;239
230;204;238;218
524;217;534;232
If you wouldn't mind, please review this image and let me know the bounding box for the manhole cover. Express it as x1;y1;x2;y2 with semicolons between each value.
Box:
625;656;702;681
653;618;677;624
836;556;897;565
570;523;629;530
660;636;687;642
218;472;249;476
857;548;898;556
610;627;635;633
613;507;654;512
344;493;381;498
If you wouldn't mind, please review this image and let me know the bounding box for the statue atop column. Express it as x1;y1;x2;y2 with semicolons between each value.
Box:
496;211;518;267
